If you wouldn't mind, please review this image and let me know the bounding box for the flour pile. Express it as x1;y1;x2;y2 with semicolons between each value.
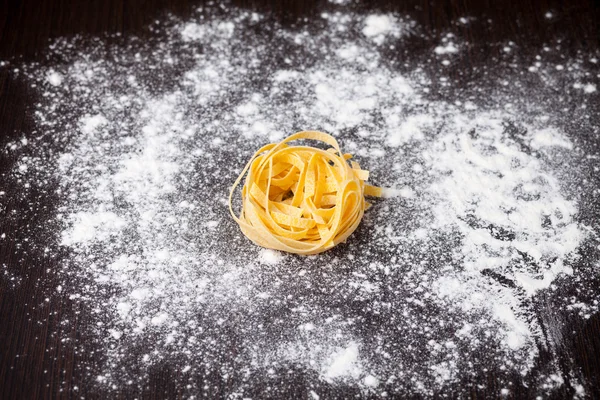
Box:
3;4;600;398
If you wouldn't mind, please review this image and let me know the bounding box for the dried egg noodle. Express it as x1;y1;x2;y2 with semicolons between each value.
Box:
229;131;383;255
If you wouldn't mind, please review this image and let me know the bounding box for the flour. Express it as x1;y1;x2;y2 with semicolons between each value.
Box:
434;35;460;55
583;83;597;94
259;249;284;265
322;342;361;381
4;4;600;398
359;13;412;46
386;114;430;146
362;15;394;39
61;211;127;246
46;70;63;86
530;127;573;150
79;114;108;135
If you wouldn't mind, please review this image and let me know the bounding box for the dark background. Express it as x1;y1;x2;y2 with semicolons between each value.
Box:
1;1;599;399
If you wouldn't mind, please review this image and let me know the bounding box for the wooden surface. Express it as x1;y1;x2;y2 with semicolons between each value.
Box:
1;1;599;399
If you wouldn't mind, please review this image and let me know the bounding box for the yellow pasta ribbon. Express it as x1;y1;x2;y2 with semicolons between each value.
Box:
229;131;383;255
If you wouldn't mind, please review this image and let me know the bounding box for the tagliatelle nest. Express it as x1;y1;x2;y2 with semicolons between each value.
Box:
228;131;383;255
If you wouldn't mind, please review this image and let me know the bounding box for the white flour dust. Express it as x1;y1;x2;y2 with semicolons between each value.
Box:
2;3;600;398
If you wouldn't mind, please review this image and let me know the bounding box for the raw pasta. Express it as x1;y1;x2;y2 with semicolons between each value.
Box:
229;131;383;255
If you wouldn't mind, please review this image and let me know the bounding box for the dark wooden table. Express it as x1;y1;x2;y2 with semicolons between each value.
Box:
1;1;599;399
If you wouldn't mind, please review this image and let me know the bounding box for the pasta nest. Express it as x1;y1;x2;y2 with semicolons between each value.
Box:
229;131;382;255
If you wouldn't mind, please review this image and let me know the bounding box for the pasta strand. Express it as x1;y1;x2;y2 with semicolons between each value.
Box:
229;131;383;255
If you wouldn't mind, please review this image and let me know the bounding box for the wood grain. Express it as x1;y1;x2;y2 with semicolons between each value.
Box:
0;1;599;399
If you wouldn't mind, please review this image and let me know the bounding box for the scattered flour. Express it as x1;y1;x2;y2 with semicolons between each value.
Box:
259;249;284;265
583;83;597;94
322;342;361;381
46;70;63;86
434;43;459;55
79;114;109;135
362;15;394;39
530;127;574;150
2;3;599;399
386;114;430;146
61;211;126;246
359;14;410;45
